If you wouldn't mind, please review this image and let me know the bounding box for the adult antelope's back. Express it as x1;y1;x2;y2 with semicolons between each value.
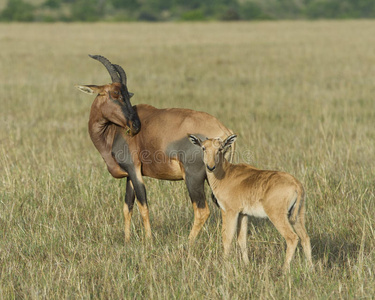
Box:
76;55;234;243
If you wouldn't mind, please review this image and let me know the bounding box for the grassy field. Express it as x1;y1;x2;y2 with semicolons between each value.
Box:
0;21;374;298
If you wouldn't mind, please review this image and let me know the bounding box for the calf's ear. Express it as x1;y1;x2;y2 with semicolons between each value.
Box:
220;134;237;151
188;134;203;147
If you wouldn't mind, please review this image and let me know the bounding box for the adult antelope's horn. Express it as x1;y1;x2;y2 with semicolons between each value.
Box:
114;63;134;98
89;54;120;83
113;64;127;86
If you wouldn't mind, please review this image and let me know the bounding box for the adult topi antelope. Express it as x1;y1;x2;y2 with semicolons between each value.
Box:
76;55;234;243
188;134;313;272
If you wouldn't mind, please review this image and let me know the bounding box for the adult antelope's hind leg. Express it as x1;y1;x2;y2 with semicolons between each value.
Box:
237;214;249;264
185;174;209;244
124;178;135;243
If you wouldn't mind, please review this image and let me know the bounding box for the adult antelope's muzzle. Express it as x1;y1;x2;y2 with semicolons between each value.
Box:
129;118;141;135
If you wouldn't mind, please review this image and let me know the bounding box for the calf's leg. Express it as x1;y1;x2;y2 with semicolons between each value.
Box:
237;214;249;264
266;206;299;272
292;204;313;267
222;209;239;259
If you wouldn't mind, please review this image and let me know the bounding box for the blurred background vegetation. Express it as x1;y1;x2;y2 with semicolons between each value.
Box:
0;0;375;22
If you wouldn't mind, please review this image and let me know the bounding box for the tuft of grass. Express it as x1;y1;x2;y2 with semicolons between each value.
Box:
0;21;375;298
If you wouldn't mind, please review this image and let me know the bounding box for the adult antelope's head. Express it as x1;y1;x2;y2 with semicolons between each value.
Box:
188;134;237;172
76;55;141;136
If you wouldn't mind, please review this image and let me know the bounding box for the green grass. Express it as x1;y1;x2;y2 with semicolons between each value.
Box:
0;21;374;298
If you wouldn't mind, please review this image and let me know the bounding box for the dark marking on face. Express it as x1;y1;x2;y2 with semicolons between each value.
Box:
119;86;141;134
206;165;216;172
108;85;141;135
128;105;141;134
108;91;121;106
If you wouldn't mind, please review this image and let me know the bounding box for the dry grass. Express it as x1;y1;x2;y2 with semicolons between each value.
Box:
0;21;374;298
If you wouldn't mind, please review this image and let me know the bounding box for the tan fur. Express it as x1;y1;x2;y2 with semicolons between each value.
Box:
189;135;313;272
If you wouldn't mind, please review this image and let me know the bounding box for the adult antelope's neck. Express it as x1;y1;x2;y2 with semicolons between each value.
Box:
88;103;117;153
88;97;105;125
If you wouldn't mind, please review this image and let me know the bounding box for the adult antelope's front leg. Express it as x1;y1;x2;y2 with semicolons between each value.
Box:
189;201;210;244
124;178;135;242
131;170;152;240
185;174;209;244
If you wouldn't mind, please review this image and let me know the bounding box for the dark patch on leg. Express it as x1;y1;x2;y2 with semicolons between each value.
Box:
112;132;135;172
185;172;210;242
132;181;147;206
165;134;205;164
185;172;206;208
125;178;135;211
195;198;206;209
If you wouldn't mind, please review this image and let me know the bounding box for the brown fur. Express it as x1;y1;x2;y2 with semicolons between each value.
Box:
189;135;313;272
76;82;234;243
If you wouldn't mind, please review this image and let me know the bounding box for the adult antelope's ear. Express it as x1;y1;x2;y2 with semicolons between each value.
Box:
75;85;104;95
220;134;237;151
188;134;203;147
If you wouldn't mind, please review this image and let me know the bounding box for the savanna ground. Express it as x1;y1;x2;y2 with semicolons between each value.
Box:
0;21;374;298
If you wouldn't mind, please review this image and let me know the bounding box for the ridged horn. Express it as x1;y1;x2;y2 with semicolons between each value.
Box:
89;54;120;83
113;64;127;86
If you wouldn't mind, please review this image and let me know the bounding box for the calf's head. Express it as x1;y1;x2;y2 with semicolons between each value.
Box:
76;55;141;136
188;134;237;172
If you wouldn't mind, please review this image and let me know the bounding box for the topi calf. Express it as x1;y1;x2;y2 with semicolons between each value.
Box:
188;134;313;272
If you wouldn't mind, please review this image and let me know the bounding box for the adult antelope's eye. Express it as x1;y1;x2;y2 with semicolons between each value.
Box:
202;146;206;151
113;91;119;95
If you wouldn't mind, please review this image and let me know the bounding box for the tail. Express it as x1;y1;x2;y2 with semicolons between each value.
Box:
289;188;304;224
